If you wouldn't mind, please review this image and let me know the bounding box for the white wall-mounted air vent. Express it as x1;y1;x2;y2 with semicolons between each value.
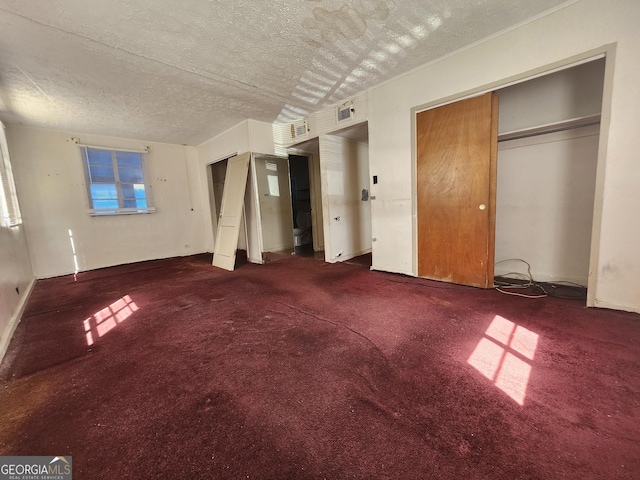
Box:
337;101;354;122
290;120;309;139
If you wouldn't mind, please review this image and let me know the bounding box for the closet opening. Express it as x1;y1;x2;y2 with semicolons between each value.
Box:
494;58;605;300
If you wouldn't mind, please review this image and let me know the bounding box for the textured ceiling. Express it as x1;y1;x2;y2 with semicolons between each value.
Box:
0;0;571;145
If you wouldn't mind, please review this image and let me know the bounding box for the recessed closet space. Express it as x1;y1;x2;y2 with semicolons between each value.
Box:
495;58;605;285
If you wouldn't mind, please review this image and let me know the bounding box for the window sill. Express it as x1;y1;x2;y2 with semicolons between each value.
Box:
88;207;156;216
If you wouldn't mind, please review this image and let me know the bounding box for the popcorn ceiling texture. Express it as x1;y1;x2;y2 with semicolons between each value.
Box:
0;0;569;145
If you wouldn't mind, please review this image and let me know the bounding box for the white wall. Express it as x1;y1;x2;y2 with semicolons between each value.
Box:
0;223;33;361
319;135;371;262
0;124;34;362
498;58;605;134
7;126;206;278
367;0;640;312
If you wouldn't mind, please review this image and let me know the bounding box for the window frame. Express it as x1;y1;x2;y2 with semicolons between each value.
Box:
81;146;155;216
0;122;22;227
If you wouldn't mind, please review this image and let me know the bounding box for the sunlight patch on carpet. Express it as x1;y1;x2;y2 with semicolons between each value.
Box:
467;315;539;405
83;295;139;346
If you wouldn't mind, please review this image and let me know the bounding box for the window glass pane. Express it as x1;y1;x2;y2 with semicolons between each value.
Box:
87;149;113;166
0;142;22;226
90;184;117;200
120;183;134;199
118;167;144;184
82;147;152;215
122;199;147;209
267;175;280;196
116;152;142;168
134;184;146;199
89;166;115;183
92;199;119;210
122;183;147;208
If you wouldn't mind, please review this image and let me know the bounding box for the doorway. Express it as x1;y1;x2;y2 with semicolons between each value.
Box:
320;122;372;267
288;138;325;258
208;159;227;233
253;154;294;258
288;155;316;257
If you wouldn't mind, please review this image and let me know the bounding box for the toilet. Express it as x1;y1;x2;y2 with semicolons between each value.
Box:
293;211;312;246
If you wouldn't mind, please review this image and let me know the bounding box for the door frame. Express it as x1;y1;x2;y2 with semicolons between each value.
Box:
306;152;324;252
251;153;292;256
287;144;325;253
410;44;616;306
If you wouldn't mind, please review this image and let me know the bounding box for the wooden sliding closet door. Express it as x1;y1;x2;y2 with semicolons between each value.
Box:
417;92;498;288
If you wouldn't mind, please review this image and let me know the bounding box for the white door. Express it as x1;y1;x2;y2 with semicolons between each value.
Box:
254;155;294;253
212;152;251;271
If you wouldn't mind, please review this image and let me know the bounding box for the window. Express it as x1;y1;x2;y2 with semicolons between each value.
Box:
82;147;154;215
0;122;22;227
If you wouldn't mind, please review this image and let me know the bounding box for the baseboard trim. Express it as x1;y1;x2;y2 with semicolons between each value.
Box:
370;265;414;276
593;299;640;314
0;277;36;364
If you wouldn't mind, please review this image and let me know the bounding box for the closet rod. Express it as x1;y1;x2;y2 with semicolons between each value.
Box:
498;114;601;143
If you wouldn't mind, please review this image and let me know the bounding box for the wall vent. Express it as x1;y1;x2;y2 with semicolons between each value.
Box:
290;120;309;139
337;102;354;122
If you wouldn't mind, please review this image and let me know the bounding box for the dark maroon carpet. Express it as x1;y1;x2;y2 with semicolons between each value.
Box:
1;254;639;479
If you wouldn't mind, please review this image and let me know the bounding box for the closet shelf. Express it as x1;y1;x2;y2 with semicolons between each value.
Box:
498;114;601;142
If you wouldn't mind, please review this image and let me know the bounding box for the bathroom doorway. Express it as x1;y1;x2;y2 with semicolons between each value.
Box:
289;154;317;258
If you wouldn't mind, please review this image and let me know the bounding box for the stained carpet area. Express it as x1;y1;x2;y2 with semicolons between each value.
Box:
1;254;639;479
